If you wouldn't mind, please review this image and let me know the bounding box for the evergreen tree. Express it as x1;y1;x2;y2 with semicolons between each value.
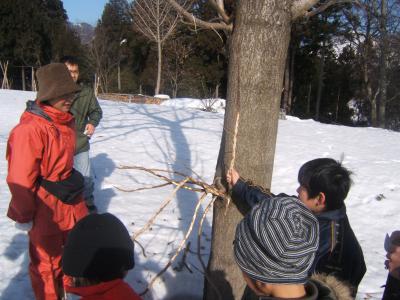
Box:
0;0;85;89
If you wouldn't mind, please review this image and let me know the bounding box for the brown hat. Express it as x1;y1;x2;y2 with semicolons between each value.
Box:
36;63;81;102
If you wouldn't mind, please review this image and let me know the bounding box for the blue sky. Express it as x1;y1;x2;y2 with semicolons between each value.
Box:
63;0;109;25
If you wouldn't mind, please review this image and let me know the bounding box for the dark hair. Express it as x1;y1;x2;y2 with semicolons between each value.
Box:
298;158;352;210
60;55;79;66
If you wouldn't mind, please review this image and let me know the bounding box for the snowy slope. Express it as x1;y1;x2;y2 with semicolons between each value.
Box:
0;89;399;299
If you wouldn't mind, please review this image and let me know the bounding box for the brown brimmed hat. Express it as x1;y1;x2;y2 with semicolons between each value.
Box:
36;63;80;102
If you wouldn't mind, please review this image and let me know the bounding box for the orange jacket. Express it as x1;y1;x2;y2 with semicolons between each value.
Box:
6;101;88;235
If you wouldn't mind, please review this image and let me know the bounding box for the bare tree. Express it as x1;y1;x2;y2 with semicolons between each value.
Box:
167;1;356;299
0;61;10;89
342;0;400;127
90;25;121;93
131;0;182;95
164;36;193;97
377;0;388;128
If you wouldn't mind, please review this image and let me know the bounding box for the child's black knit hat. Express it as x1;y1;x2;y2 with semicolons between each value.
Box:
62;213;135;281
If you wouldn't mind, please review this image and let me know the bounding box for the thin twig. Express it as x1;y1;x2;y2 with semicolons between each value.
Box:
140;192;208;295
119;165;227;198
133;177;190;239
133;239;147;257
114;182;170;192
119;165;203;193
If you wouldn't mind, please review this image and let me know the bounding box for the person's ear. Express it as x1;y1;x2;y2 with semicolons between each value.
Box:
317;192;326;208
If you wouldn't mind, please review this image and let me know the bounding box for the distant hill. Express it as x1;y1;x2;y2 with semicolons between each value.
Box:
71;22;95;44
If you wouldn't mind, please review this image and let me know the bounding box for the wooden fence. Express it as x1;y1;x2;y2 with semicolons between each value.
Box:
98;93;164;105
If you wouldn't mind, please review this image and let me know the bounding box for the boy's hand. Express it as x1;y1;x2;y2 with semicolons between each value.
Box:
226;168;240;186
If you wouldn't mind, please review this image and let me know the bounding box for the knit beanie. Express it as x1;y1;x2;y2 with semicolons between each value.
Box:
36;63;80;102
234;196;319;284
62;213;135;281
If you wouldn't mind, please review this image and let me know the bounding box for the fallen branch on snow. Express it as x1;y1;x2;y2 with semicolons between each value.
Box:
117;165;227;298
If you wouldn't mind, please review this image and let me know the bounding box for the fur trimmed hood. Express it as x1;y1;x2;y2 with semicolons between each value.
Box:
311;273;353;300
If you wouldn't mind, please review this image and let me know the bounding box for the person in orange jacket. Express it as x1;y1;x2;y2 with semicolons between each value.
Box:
62;213;142;300
6;63;88;300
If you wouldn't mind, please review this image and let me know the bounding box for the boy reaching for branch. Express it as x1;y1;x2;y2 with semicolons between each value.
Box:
227;158;366;297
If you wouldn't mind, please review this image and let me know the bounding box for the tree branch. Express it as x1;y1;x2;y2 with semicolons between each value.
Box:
166;0;232;31
291;0;320;20
133;177;190;240
209;0;231;24
291;0;357;20
304;0;357;19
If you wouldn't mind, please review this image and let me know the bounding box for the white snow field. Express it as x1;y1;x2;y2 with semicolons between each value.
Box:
0;89;399;299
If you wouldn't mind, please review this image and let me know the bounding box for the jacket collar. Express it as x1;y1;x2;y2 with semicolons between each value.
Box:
25;100;74;125
316;205;346;221
258;281;318;300
65;279;123;297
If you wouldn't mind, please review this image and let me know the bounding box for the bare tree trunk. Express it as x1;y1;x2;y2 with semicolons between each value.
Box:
156;41;162;95
282;39;295;115
335;87;341;122
288;42;295;115
315;44;325;121
307;83;312;116
204;2;291;299
32;67;37;92
172;75;178;98
356;5;376;126
378;0;388;128
0;61;10;89
117;63;121;92
22;67;26;91
282;52;290;111
368;78;376;125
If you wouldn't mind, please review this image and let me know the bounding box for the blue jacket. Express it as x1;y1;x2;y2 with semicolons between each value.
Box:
232;179;366;295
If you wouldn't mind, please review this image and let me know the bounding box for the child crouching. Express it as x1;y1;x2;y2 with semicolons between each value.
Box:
62;213;142;300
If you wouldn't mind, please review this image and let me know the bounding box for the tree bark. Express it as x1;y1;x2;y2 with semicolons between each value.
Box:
378;0;388;128
204;1;292;299
156;40;162;95
307;83;312;115
315;42;325;121
282;51;291;112
22;67;26;91
288;40;296;114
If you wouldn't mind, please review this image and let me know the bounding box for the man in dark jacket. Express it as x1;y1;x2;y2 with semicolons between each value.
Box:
227;158;366;297
61;56;103;213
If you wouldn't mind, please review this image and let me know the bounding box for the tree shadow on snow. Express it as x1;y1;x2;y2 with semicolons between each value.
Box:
91;152;116;213
0;233;34;300
122;104;215;299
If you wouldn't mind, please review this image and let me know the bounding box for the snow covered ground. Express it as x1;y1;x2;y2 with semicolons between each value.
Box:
0;89;399;299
